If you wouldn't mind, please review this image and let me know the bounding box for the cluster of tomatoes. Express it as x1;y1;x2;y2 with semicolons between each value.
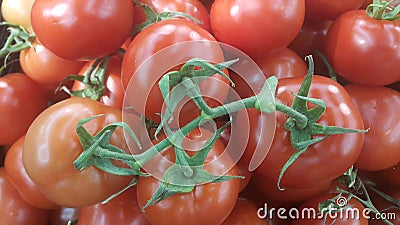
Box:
0;0;400;225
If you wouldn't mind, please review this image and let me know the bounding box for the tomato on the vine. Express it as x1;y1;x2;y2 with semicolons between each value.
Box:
4;136;58;209
22;97;143;208
0;73;48;145
325;9;400;86
31;0;135;60
304;0;366;21
210;0;305;58
136;128;240;225
345;84;400;171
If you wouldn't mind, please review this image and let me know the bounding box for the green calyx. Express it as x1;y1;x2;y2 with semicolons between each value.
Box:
0;22;35;59
132;0;203;35
275;56;368;190
57;56;109;100
366;0;400;21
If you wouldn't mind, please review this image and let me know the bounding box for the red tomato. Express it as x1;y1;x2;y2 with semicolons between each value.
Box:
288;19;332;76
304;0;366;21
22;97;143;208
4;136;58;209
221;198;270;225
136;128;240;225
251;173;331;204
325;10;400;86
0;168;49;225
31;0;134;60
0;73;48;145
379;164;400;188
292;193;368;225
134;0;212;32
48;207;80;225
253;76;364;189
77;186;150;225
210;0;305;58
20;40;85;89
345;84;400;171
122;19;229;127
71;55;125;109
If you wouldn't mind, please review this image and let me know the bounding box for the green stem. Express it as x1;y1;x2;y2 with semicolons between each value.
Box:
275;102;308;129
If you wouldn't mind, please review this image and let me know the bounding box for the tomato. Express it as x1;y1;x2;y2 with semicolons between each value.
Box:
344;84;400;171
210;0;305;58
361;0;400;9
379;164;400;188
48;207;80;225
136;128;240;225
0;73;48;145
0;168;49;225
20;39;85;89
22;97;143;208
31;0;135;60
221;198;270;225
292;193;368;225
77;186;150;225
251;173;330;204
4;136;58;209
252;76;364;189
122;19;229;127
304;0;366;21
1;0;35;32
134;0;212;32
71;55;125;109
325;10;400;86
288;19;332;76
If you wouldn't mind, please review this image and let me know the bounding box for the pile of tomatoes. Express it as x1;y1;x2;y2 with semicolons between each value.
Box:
0;0;400;225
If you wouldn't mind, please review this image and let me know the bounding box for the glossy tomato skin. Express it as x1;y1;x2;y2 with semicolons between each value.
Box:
122;19;228;127
345;85;400;171
48;207;80;225
0;73;48;145
221;198;270;225
304;0;366;21
254;76;364;189
4;136;59;209
31;0;134;60
72;55;125;109
77;186;150;225
0;168;49;225
22;97;143;208
136;129;240;225
292;193;368;225
134;0;212;32
325;10;400;86
20;39;85;89
210;0;305;58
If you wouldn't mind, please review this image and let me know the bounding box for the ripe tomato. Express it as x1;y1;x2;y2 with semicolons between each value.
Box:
221;198;270;225
121;19;229;127
210;0;305;58
48;207;80;225
345;84;400;171
136;128;240;225
134;0;212;32
0;73;48;145
20;39;85;89
0;168;49;225
31;0;135;60
304;0;366;21
292;193;368;225
77;186;150;225
325;10;400;86
1;0;35;32
71;55;125;109
253;76;364;189
22;97;143;208
251;173;330;204
4;136;58;209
